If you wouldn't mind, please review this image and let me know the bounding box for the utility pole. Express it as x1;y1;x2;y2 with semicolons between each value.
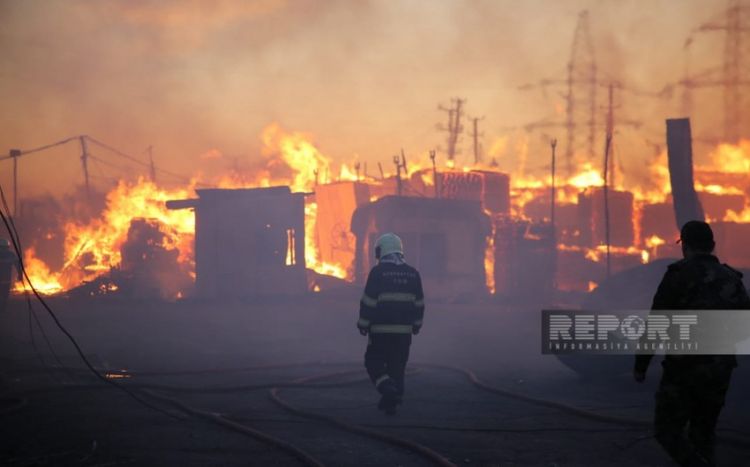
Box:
567;10;597;173
550;138;558;290
680;0;750;142
602;83;615;279
438;98;466;163
400;148;408;174
603;133;613;279
470;117;484;165
429;150;439;198
393;155;403;196
517;11;597;176
549;139;557;233
148;146;156;183
605;83;616;187
2;136;78;215
79;136;91;200
724;0;744;141
9;149;21;217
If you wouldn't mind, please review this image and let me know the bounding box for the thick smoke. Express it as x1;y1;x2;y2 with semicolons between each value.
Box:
0;0;732;199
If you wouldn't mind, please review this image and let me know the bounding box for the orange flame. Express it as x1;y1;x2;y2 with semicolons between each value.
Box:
15;125;750;297
484;223;495;294
17;179;195;295
708;140;750;173
18;247;63;294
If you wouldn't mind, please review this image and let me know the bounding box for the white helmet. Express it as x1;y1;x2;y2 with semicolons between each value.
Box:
374;233;403;259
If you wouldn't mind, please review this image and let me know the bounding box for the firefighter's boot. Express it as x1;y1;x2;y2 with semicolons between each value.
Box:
376;378;399;415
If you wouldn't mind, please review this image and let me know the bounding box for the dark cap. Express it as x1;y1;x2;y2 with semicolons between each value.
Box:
678;220;714;250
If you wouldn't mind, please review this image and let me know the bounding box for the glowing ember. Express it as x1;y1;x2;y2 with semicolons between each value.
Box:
695;183;744;195
707;140;750;174
484;225;496;294
725;207;750;223
17;247;63;294
567;163;604;189
644;235;666;249
557;244;648;264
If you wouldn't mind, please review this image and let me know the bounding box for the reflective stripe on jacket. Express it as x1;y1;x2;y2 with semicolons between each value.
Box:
357;262;425;333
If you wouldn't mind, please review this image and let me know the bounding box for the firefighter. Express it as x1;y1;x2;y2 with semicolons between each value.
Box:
0;238;19;313
357;233;424;415
634;221;750;467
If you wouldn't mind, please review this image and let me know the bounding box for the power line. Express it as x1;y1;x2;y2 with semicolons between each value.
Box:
0;136;79;161
86;136;153;169
2;134;216;203
0;182;181;420
86;136;204;186
88;153;141;174
469;116;484;165
685;0;750;141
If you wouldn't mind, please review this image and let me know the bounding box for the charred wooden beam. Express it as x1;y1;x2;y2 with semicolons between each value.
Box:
666;118;705;229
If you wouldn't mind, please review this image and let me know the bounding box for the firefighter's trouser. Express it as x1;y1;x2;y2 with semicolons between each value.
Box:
653;358;733;466
364;333;411;396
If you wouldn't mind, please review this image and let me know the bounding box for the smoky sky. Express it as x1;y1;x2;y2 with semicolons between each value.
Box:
0;0;729;198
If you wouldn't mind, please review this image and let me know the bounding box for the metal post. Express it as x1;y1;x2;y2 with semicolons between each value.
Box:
550;139;557;233
549;139;558;290
9;149;21;217
393;155;402;196
79;136;90;199
603;134;612;278
148;145;156;183
429;150;438;198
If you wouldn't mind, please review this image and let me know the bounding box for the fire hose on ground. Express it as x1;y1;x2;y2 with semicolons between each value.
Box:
7;360;750;467
267;369;456;467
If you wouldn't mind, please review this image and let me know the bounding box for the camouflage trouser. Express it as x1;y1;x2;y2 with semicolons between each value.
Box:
0;279;10;313
654;358;734;466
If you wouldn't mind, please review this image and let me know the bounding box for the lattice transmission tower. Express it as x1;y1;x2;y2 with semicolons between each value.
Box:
679;0;750;142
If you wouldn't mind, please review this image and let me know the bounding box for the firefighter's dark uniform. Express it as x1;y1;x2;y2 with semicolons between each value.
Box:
635;254;750;466
357;259;424;409
0;243;18;313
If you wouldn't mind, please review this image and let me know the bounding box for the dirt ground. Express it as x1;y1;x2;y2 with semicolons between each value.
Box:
0;292;748;467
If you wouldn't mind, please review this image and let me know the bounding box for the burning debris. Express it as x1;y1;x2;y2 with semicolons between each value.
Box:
351;196;491;301
167;187;307;299
9;119;750;300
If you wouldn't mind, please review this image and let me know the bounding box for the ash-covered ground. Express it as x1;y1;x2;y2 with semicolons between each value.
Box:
0;293;748;467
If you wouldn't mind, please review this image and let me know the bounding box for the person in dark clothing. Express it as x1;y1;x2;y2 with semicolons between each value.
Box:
0;238;20;313
357;233;424;415
634;220;750;467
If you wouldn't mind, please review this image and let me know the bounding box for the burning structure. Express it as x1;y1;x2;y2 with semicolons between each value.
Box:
351;196;490;300
313;181;371;279
493;220;556;298
10;117;750;302
166;187;307;299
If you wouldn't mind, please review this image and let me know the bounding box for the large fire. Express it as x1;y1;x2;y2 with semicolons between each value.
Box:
18;180;194;295
17;124;351;295
14;126;750;297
